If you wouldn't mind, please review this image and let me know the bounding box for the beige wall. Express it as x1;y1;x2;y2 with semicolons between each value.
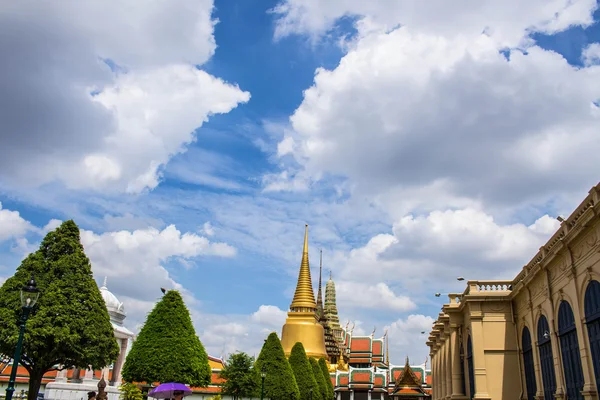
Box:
428;183;600;400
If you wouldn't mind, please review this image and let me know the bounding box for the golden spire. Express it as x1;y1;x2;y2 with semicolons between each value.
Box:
316;249;324;313
385;329;390;366
290;224;317;312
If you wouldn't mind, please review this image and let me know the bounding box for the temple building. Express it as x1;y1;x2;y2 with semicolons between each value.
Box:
281;225;431;400
428;182;600;400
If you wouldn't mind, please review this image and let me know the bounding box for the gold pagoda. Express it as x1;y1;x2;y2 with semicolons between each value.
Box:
280;225;328;359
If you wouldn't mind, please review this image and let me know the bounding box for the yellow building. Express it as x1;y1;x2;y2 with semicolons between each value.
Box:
428;182;600;400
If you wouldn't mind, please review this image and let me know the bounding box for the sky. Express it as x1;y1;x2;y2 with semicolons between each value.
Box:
1;0;600;366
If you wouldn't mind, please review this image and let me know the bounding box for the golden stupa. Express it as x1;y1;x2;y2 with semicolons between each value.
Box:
280;225;328;359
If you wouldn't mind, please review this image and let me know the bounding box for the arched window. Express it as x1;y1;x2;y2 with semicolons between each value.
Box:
537;315;556;400
558;301;584;400
467;335;475;399
585;280;600;395
522;327;537;400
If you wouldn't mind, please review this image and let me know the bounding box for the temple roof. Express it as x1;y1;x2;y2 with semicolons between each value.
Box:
391;358;429;397
289;225;317;311
99;277;127;326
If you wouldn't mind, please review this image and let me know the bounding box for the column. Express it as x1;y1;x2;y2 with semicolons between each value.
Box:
336;392;341;400
438;340;448;400
434;350;439;400
567;271;597;399
350;390;355;400
470;315;491;399
445;332;453;400
450;327;466;398
367;390;372;400
111;337;129;386
432;351;437;400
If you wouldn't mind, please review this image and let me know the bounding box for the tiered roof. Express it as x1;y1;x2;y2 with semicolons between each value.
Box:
316;251;341;361
390;358;430;398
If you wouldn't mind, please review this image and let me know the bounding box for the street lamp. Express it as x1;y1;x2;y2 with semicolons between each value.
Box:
260;365;266;400
6;274;39;400
309;388;313;400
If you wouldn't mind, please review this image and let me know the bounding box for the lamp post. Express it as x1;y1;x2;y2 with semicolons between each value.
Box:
309;388;313;400
6;274;40;400
260;365;266;400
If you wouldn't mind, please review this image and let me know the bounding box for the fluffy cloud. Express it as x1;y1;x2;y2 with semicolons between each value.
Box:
272;0;597;47
332;210;560;298
271;26;600;216
583;43;600;66
0;1;249;193
385;314;436;365
335;281;416;312
251;305;288;327
80;224;236;307
0;202;34;242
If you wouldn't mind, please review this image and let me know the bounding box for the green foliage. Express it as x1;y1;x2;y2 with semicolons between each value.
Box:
0;220;120;400
120;383;143;400
255;332;299;400
219;352;260;399
318;358;334;400
122;290;211;387
288;343;322;400
310;358;327;400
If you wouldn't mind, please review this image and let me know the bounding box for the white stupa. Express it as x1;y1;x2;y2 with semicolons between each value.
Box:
45;277;135;400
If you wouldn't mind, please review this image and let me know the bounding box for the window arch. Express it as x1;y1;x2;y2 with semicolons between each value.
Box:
522;326;537;400
558;300;584;400
467;335;475;399
537;315;556;400
585;280;600;395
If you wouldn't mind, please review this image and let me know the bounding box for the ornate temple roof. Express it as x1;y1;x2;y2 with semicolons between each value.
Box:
390;358;430;398
289;225;317;312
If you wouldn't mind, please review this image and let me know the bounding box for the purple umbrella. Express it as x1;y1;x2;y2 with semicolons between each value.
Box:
148;383;193;399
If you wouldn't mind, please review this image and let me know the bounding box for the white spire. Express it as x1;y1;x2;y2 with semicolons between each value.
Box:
102;276;108;288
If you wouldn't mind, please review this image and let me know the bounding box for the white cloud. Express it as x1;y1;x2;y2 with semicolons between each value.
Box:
272;0;597;47
269;26;600;215
80;224;236;309
386;314;436;365
202;222;215;237
0;1;250;194
583;43;600;66
336;281;416;311
251;305;288;327
0;202;34;242
42;219;63;234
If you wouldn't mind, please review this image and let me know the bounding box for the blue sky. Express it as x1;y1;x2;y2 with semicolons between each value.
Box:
1;0;600;363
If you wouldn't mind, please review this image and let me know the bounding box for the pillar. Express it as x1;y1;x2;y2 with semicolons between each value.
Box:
450;327;467;399
441;341;447;399
350;390;355;400
367;390;372;400
336;392;341;400
111;337;129;386
445;332;453;399
470;315;491;399
567;269;597;399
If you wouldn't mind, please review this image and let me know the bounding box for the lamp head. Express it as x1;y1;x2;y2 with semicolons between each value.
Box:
434;293;441;297
261;364;266;378
21;273;40;309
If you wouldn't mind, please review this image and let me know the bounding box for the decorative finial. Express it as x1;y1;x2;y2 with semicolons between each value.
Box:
102;276;107;288
371;326;376;337
405;356;410;366
329;270;332;280
316;249;324;315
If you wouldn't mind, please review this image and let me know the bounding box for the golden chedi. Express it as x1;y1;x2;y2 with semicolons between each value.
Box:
280;225;328;359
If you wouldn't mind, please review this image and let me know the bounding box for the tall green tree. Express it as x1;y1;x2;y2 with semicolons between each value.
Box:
288;343;322;400
219;352;259;400
0;220;120;400
318;358;334;400
254;332;299;400
309;358;327;400
122;290;211;387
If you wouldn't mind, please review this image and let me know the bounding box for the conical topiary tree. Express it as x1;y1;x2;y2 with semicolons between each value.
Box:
122;290;211;386
0;220;119;400
310;358;328;400
255;332;299;400
318;357;335;400
289;343;322;400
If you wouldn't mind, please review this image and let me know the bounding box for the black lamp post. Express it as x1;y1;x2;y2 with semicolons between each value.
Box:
6;274;40;400
309;388;313;400
260;365;266;400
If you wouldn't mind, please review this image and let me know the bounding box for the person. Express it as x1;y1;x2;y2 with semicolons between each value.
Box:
172;390;184;400
87;391;96;400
